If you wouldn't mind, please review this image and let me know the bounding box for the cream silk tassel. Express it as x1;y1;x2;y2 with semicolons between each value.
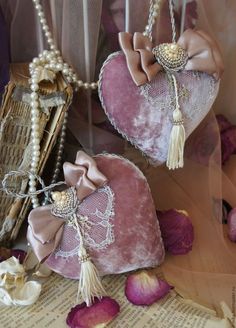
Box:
73;216;106;306
166;74;186;170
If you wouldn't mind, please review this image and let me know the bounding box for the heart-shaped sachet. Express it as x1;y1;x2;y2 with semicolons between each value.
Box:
28;152;164;281
99;30;223;166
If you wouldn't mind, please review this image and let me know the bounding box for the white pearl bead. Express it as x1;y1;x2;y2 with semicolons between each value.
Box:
30;100;39;107
32;77;39;84
29;180;36;187
77;80;83;87
56;63;63;71
31;84;39;92
42;25;49;32
33;146;40;152
33;150;40;157
63;68;69;75
32;131;40;138
45;31;52;38
33;57;40;64
40;18;46;25
30;92;38;100
91;82;97;90
83;82;89;89
35;4;42;11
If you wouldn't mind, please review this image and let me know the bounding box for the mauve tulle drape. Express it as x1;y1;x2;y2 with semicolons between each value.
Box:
0;0;236;319
0;6;9;102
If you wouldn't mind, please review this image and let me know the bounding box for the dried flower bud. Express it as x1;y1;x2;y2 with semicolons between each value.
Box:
157;209;194;255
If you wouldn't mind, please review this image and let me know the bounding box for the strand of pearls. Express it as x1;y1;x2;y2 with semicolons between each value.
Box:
30;0;98;208
32;0;98;90
143;0;162;40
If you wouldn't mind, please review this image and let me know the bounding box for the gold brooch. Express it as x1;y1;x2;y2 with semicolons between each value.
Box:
152;43;188;72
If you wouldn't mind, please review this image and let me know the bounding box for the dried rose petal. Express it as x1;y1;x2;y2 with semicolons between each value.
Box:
228;208;236;242
0;247;11;262
125;270;171;306
221;127;236;164
216;114;232;133
157;209;194;255
66;297;120;328
11;249;27;264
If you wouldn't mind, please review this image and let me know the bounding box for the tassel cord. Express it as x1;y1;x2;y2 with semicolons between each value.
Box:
166;73;186;170
72;214;106;306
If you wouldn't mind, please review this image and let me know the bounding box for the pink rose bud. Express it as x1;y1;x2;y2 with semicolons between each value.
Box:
157;209;194;255
66;297;120;328
125;270;172;306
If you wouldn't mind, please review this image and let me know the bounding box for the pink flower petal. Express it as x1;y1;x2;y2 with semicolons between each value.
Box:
125;270;172;306
157;209;194;255
228;208;236;242
11;249;27;264
216;114;232;133
0;247;11;262
221;127;236;164
66;297;120;328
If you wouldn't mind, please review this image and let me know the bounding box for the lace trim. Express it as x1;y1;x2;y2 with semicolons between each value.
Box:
54;185;115;259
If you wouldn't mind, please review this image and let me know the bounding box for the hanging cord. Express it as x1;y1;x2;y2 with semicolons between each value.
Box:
0;170;65;202
168;0;177;43
166;0;186;169
180;0;187;35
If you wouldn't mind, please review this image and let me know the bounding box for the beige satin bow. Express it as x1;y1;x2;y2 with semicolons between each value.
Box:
27;151;107;263
119;29;224;86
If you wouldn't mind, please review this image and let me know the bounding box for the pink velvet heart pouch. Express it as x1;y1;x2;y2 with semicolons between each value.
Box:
99;29;224;167
99;51;220;166
28;153;164;279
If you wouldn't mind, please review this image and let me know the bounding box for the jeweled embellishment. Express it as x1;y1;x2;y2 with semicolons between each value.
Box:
51;188;78;218
152;43;188;72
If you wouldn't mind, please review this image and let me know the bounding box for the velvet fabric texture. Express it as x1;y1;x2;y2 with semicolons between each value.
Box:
99;52;220;166
46;154;164;279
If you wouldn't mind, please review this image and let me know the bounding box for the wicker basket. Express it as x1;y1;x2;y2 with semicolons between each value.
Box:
0;63;73;246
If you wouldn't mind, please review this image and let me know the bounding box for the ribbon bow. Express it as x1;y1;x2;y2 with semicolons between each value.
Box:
27;151;107;263
119;29;224;86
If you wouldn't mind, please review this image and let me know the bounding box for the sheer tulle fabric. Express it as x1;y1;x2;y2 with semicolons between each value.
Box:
1;0;236;315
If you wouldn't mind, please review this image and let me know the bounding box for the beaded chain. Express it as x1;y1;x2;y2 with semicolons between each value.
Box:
30;0;101;208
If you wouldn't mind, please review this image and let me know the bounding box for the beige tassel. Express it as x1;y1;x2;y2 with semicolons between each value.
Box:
73;215;106;306
166;74;186;170
78;245;106;306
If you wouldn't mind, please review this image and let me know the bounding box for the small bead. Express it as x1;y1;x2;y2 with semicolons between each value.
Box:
90;82;97;90
31;84;39;92
77;80;83;87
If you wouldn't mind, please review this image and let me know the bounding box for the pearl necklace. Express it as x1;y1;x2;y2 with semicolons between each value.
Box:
30;0;99;208
143;0;162;39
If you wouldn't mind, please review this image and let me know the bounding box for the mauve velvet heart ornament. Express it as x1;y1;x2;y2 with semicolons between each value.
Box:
98;29;223;166
39;153;164;279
